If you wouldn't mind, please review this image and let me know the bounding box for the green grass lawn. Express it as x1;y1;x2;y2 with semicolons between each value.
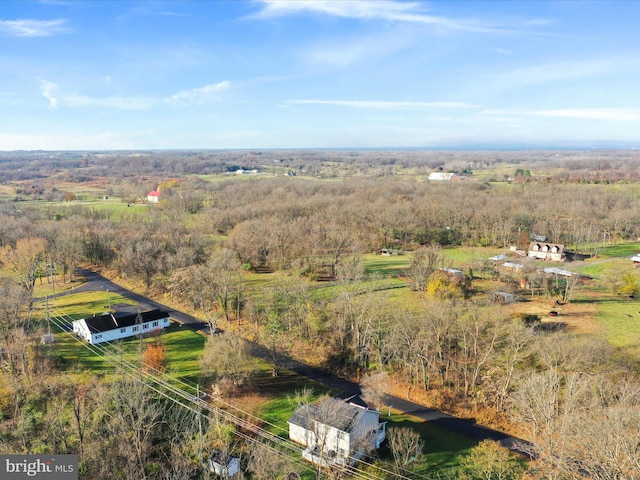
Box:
441;246;502;267
376;412;479;478
33;275;85;299
37;291;204;385
37;290;133;321
593;295;640;353
50;319;206;382
363;253;411;277
597;242;640;258
160;324;206;386
563;255;640;359
576;259;613;279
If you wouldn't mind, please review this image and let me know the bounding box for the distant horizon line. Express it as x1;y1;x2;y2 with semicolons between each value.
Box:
2;143;640;153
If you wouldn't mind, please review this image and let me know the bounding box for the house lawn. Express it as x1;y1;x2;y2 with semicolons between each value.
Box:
597;242;640;258
33;275;86;299
363;253;411;277
374;412;477;477
38;292;205;385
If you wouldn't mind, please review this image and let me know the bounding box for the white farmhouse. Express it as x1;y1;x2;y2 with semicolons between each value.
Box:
527;242;565;262
73;309;171;344
288;397;386;468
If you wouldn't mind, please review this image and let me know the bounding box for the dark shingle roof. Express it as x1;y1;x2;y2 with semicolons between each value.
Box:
288;399;365;433
83;309;169;333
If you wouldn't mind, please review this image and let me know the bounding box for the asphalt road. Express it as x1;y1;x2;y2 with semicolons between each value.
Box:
71;267;533;457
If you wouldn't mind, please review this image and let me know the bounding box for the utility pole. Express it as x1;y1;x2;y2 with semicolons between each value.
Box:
197;383;204;461
46;296;51;335
50;262;56;301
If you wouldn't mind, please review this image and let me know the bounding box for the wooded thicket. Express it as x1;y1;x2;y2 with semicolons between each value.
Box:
1;150;640;479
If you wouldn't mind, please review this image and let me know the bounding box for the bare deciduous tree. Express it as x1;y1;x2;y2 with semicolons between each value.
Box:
248;443;296;480
407;245;442;291
361;371;391;411
200;332;252;386
387;427;424;473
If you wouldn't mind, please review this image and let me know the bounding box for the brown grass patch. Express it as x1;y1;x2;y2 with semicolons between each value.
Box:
505;294;600;335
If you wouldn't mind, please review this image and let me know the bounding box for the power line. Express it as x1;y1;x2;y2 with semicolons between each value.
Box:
47;309;440;480
46;313;318;477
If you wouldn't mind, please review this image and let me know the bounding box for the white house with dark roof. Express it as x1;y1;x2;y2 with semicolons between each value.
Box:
73;309;170;344
288;397;386;467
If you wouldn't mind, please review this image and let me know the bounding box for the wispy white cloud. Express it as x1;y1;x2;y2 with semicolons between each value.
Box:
288;99;479;109
39;79;59;109
164;81;230;106
63;94;157;110
481;107;640;121
252;0;524;34
37;79;230;110
532;108;640;121
116;7;189;24
155;11;189;17
492;48;513;56
0;18;69;37
498;57;633;87
37;1;73;6
302;29;415;69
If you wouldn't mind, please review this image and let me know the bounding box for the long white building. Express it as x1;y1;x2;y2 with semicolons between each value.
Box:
73;309;171;344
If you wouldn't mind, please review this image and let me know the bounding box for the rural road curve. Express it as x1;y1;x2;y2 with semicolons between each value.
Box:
70;267;533;457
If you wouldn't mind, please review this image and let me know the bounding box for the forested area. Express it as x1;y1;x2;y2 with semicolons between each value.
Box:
2;150;640;478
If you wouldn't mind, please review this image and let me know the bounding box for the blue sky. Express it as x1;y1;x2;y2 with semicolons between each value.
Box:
1;0;640;150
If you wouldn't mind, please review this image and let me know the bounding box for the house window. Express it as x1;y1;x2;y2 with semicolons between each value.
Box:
143;324;149;329
132;326;139;332
152;321;158;327
120;328;126;333
95;334;102;339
